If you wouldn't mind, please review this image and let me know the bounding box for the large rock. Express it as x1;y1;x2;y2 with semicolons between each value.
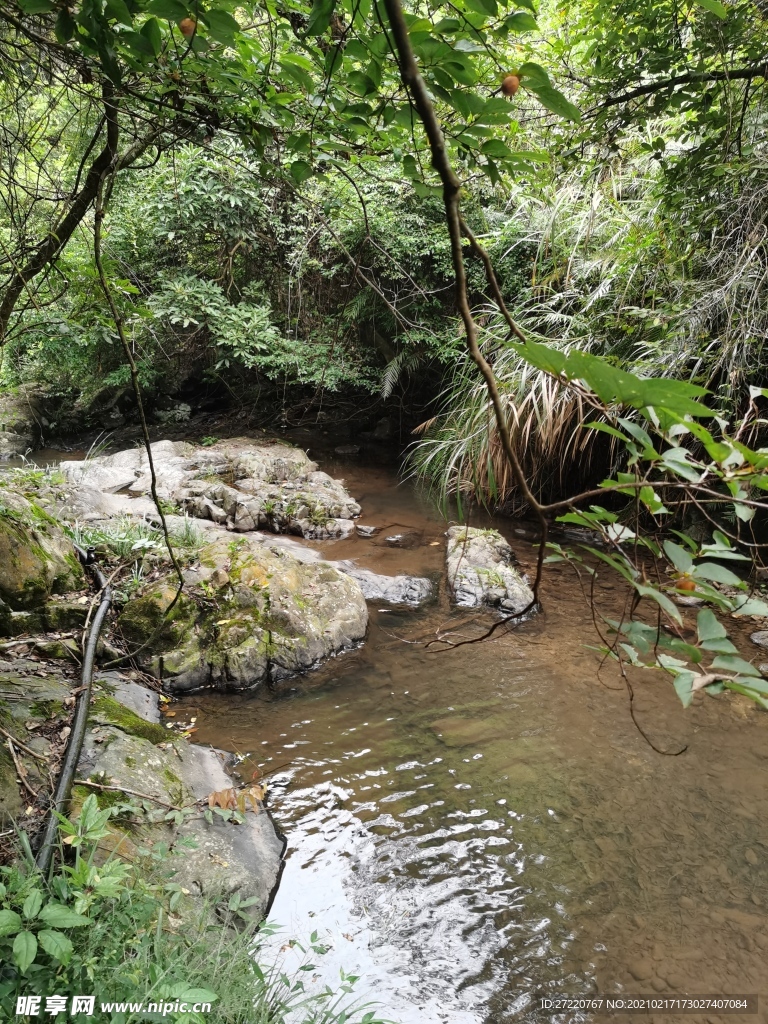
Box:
251;534;435;607
0;654;283;922
77;710;283;921
119;534;368;693
60;438;361;539
0;390;41;456
0;491;84;612
338;564;434;606
445;526;534;615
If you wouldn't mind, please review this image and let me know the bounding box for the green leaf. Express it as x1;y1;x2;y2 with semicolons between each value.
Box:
711;654;761;677
22;891;43;921
13;931;37;973
39;904;91;928
481;139;512;159
663;540;692;574
617;417;658;456
636;584;683;625
665;637;702;663
0;909;22;937
733;597;768;617
348;71;376;95
673;671;695;708
464;0;497;15
696;607;726;643
290;160;313;184
54;7;76;41
638;486;668;515
146;0;188;19
700;637;738;654
694;0;728;17
141;17;163;56
587;422;630;442
305;0;335;35
17;0;53;11
528;84;581;122
176;988;218;1004
503;11;538;32
38;929;73;965
119;30;156;56
517;61;551;87
660;447;702;482
508;338;565;375
691;562;742;586
203;9;239;43
105;0;133;25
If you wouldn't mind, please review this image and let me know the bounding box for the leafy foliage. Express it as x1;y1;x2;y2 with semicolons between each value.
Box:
0;797;387;1022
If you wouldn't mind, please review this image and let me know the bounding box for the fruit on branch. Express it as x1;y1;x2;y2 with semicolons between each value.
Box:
178;17;197;37
675;576;696;592
501;74;520;96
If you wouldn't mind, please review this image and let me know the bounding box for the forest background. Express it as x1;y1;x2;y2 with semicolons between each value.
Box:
2;0;768;711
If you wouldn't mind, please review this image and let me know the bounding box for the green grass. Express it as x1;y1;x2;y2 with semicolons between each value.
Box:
0;804;391;1024
71;514;204;561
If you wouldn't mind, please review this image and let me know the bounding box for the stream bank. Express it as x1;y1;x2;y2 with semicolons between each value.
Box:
2;436;768;1024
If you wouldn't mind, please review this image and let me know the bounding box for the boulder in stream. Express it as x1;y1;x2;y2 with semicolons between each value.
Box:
339;564;434;606
445;526;534;615
60;438;361;540
119;533;368;693
78;716;283;921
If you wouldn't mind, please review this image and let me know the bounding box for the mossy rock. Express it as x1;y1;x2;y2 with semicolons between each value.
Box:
0;744;23;824
0;492;84;611
44;601;88;631
91;695;168;744
118;585;196;654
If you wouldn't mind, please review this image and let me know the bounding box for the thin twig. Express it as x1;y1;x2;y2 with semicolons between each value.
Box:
93;179;185;609
7;738;39;799
0;725;48;762
73;779;182;811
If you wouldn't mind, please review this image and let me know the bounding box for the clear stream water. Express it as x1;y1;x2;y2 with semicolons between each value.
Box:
15;443;766;1022
182;452;768;1023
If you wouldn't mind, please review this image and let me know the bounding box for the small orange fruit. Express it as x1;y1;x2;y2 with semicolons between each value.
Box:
178;17;196;36
675;577;696;592
501;74;520;96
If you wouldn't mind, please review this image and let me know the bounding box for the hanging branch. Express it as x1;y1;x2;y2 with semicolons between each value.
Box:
381;0;549;611
93;178;185;603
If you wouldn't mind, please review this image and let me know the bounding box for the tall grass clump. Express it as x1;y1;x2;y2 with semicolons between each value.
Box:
411;141;768;511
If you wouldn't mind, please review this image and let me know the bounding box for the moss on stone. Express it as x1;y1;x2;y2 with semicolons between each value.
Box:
30;698;65;719
119;585;196;654
0;744;23;824
91;695;168;744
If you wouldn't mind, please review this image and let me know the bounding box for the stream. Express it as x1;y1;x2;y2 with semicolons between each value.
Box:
179;450;768;1023
6;439;763;1022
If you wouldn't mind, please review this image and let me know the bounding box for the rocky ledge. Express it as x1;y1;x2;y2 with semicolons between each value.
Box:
60;438;361;540
0;661;283;919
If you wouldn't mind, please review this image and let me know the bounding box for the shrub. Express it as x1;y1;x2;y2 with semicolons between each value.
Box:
0;798;387;1024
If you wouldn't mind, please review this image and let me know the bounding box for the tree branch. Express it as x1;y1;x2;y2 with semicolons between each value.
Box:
597;63;767;111
382;0;549;602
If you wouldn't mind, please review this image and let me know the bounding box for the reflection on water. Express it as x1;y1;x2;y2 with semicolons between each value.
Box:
184;458;768;1024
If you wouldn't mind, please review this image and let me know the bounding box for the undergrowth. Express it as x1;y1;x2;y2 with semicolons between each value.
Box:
0;797;388;1024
